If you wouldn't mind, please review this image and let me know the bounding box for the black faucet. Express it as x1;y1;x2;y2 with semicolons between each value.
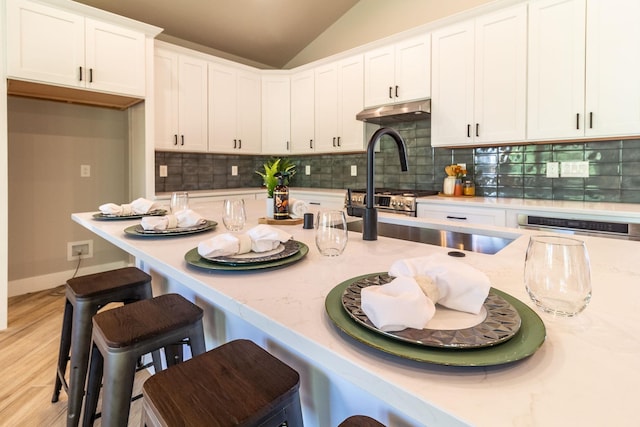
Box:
363;127;409;240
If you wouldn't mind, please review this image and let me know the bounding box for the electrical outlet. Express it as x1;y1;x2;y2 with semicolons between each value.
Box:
350;165;357;176
159;165;168;177
546;162;559;178
305;165;311;175
80;164;91;177
231;165;238;176
67;240;93;261
560;161;589;178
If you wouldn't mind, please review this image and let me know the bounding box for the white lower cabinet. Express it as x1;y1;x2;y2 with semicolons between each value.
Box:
417;203;506;227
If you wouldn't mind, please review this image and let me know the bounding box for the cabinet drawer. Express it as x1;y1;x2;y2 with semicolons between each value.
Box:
417;204;506;226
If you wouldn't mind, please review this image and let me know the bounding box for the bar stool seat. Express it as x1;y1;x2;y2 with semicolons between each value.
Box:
52;266;155;427
339;415;386;427
141;339;304;427
82;293;206;427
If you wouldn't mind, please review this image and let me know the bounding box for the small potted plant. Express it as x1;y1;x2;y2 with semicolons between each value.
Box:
256;158;296;217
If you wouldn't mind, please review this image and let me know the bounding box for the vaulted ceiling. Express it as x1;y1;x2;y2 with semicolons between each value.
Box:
74;0;360;68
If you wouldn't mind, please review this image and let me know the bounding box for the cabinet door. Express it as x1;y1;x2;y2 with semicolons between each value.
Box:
236;70;262;153
417;204;506;227
431;21;475;146
154;49;180;150
7;0;84;88
314;64;339;152
178;55;208;152
291;70;316;153
261;75;291;154
85;18;146;96
585;0;640;137
528;0;586;140
394;34;431;102
337;55;365;151
474;4;527;144
209;63;239;153
363;45;395;107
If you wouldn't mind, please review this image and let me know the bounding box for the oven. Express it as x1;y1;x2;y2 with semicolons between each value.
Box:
346;188;439;217
517;214;640;241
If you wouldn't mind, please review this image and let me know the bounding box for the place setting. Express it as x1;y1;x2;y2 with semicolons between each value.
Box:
122;192;217;237
185;198;309;272
325;253;548;367
92;197;167;220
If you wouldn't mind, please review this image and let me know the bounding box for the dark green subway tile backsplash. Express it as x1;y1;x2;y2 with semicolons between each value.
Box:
155;120;640;203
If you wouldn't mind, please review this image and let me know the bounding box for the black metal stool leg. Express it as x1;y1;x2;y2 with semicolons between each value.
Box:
52;299;73;403
81;343;103;427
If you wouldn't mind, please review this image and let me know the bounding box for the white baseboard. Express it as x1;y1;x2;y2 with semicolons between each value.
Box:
8;261;130;297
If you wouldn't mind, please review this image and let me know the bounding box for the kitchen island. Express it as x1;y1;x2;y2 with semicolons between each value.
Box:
72;199;640;427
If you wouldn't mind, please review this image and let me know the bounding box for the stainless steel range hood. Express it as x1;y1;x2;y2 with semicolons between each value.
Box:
356;99;431;125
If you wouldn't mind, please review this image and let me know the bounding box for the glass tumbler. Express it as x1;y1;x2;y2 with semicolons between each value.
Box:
170;191;189;214
524;235;592;317
222;199;247;232
315;210;348;256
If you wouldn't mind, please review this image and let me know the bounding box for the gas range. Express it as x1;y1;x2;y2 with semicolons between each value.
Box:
346;188;439;217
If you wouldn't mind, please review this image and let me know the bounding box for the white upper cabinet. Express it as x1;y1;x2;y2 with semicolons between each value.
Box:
261;74;291;154
528;0;640;140
7;0;146;97
290;70;315;154
154;47;208;152
315;55;365;152
584;0;640;137
209;63;261;154
528;0;586;140
364;34;430;107
431;4;527;147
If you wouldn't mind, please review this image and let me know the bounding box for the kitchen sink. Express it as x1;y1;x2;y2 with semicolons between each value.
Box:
345;220;517;255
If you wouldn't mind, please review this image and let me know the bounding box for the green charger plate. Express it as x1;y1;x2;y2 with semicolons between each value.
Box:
184;240;309;271
325;272;546;366
124;220;217;237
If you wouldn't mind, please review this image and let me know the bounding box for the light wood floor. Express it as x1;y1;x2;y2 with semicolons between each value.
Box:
0;286;150;427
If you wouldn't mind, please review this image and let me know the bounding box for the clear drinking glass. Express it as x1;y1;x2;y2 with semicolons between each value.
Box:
524;235;592;317
315;210;348;256
222;199;247;232
170;191;189;214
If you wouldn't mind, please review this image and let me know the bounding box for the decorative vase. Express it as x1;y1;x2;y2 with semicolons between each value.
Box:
443;176;456;195
266;197;274;218
454;179;463;196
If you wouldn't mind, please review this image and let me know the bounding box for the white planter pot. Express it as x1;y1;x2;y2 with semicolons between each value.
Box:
443;176;456;195
266;197;274;218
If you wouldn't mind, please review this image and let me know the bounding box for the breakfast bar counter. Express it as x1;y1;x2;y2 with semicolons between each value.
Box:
72;199;640;427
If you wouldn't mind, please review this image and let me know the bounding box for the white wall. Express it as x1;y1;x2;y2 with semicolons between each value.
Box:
1;0;9;329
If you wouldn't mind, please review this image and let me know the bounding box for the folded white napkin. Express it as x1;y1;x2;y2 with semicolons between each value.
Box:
246;224;292;252
388;254;491;315
288;198;309;218
197;233;253;258
197;224;292;259
360;276;436;332
140;209;206;230
99;198;158;216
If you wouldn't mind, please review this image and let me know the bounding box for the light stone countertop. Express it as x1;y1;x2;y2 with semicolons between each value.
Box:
73;199;640;427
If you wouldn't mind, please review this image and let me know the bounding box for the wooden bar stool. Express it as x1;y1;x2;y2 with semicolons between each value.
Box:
141;339;304;427
51;267;157;427
339;415;386;427
82;293;206;427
